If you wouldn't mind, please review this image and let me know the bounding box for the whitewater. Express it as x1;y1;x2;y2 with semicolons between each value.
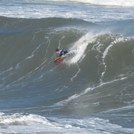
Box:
0;0;134;134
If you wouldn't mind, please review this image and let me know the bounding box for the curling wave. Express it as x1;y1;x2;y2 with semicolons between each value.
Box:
0;16;134;133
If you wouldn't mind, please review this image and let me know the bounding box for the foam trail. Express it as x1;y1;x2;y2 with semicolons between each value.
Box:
70;64;81;81
100;36;130;82
58;73;129;106
69;33;96;64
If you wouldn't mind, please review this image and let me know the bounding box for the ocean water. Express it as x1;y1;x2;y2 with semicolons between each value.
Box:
0;0;134;133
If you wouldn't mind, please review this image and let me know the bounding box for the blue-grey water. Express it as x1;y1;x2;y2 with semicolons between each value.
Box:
0;0;134;133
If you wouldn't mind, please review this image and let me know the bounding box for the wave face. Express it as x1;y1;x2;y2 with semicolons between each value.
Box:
0;1;134;133
0;16;134;133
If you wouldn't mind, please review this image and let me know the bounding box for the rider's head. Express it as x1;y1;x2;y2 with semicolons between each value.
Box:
55;48;60;53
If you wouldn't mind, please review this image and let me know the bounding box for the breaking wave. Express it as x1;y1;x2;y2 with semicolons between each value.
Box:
0;16;134;133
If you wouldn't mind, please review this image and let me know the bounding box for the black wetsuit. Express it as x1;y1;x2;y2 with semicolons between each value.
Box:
59;50;68;57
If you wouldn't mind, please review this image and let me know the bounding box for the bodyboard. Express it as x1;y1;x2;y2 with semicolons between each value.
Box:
54;57;65;63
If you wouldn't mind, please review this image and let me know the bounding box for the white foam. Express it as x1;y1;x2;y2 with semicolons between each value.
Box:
100;36;132;81
53;0;134;7
68;33;96;64
87;0;134;7
0;113;133;134
0;114;51;125
0;0;133;23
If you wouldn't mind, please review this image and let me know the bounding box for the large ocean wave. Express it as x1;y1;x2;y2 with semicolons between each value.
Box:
0;15;134;133
0;16;134;108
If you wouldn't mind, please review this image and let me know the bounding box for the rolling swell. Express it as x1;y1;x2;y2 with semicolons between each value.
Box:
0;16;134;122
0;16;87;110
0;16;94;33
